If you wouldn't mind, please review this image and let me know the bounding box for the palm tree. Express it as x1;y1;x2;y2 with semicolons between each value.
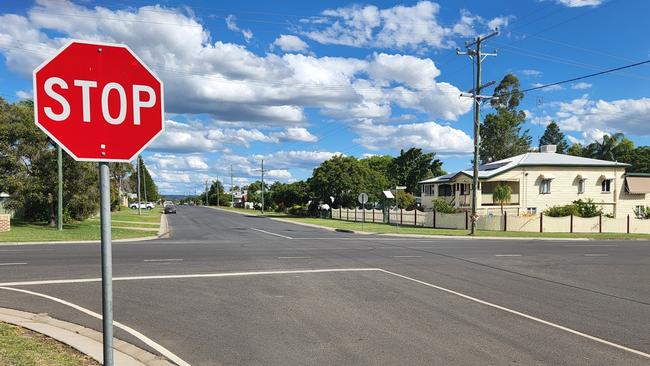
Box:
492;183;512;216
593;133;624;161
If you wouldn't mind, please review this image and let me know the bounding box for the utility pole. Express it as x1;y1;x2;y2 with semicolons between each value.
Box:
230;165;234;208
57;145;63;231
457;29;499;235
141;157;147;205
261;159;265;214
136;156;142;215
216;176;220;207
205;179;209;206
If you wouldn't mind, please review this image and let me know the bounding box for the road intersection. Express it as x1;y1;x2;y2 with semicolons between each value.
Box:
1;206;649;365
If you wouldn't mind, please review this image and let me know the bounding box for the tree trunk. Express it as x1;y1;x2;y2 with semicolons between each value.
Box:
500;202;504;216
48;202;56;227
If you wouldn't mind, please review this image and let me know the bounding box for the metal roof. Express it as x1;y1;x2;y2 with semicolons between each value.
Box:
419;152;630;184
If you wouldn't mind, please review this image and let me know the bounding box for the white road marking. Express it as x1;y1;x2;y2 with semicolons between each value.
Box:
277;256;312;259
0;262;27;266
565;244;618;247
495;254;522;257
378;269;650;360
584;254;609;257
0;286;191;366
0;268;381;287
143;258;183;262
250;228;293;239
392;255;423;258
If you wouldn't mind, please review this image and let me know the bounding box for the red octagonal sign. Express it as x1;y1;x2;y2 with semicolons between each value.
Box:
34;40;164;162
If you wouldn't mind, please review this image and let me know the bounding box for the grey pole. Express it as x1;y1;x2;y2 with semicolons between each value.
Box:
136;157;142;215
230;165;234;208
142;158;147;205
261;159;265;214
205;179;209;206
216;177;220;207
57;145;63;231
98;162;114;366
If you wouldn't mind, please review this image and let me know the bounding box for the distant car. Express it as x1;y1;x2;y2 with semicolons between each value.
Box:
129;202;154;210
163;200;173;207
164;205;177;214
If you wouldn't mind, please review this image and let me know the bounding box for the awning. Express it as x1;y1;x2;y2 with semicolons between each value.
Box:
539;174;555;180
600;174;615;180
626;176;650;194
576;175;587;180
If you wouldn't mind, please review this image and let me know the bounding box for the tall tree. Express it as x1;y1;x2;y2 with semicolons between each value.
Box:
308;155;369;208
539;121;569;153
480;74;532;163
629;146;650;173
389;148;445;195
567;143;585;157
130;156;159;202
586;133;634;162
360;155;393;203
271;181;310;209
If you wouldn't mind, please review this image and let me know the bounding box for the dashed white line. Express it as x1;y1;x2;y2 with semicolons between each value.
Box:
0;286;191;366
495;254;521;257
378;269;650;360
250;228;293;239
392;255;423;258
143;258;184;262
277;256;312;259
0;262;27;266
584;254;609;257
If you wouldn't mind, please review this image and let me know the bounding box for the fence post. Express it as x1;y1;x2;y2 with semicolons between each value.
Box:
465;210;469;230
354;207;357;222
627;214;630;234
540;212;544;233
339;206;342;221
400;209;403;225
346;208;349;221
570;214;573;233
373;209;375;223
433;209;436;228
504;212;507;232
414;209;417;226
599;214;602;233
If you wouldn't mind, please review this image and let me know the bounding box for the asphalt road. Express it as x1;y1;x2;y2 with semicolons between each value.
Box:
1;206;649;365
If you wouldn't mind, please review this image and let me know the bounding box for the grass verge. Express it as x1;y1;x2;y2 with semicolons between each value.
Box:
280;217;650;240
0;321;99;366
208;206;289;217
0;209;162;243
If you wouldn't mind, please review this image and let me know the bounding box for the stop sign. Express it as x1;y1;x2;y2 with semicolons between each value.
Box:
33;40;164;162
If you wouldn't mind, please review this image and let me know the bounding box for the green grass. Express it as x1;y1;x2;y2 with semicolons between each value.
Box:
281;217;650;240
0;322;99;366
0;209;162;243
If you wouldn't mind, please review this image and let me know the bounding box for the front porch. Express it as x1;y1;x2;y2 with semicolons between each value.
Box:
421;180;520;210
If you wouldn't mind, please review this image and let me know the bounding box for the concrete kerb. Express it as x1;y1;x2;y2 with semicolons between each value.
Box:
0;214;170;246
0;307;174;366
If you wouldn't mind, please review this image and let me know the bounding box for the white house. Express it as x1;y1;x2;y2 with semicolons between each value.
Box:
419;145;650;218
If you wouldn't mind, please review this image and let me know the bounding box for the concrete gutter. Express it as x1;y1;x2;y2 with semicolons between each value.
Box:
0;214;170;246
0;308;174;366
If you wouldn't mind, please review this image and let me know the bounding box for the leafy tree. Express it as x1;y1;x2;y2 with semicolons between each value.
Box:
480;74;532;163
360;155;393;203
308;155;370;208
271;181;310;209
629;146;650;173
492;183;512;216
108;162;134;210
129;156;159;202
585;133;634;162
567;143;585;157
389;148;445;194
246;180;268;209
395;190;416;209
539;121;568;153
0;98;99;224
206;180;226;206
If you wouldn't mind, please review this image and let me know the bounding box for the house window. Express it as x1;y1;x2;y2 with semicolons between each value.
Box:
540;179;552;194
578;179;585;194
527;207;537;215
601;179;612;193
635;205;645;218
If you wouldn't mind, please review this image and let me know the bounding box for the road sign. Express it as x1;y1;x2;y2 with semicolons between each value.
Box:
33;40;164;366
358;192;368;204
33;40;164;162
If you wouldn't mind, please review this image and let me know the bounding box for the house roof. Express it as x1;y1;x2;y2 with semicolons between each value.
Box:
419;152;630;184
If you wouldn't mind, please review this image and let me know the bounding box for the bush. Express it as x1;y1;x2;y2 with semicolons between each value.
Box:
635;206;650;219
431;198;457;214
544;198;602;218
288;204;308;216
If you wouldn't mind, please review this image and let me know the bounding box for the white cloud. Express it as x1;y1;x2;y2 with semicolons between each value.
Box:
254;150;340;169
225;14;253;42
148;153;209;171
149;120;222;153
521;69;542;77
556;0;602;7
271;127;318;142
546;95;650;136
301;2;511;51
0;1;472;130
571;82;592;90
352;120;473;154
272;35;309;52
15;90;32;99
532;83;563;92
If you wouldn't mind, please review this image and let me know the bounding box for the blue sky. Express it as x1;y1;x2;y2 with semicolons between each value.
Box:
1;0;649;194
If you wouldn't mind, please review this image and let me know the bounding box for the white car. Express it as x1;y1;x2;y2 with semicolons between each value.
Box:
129;202;154;210
163;201;173;207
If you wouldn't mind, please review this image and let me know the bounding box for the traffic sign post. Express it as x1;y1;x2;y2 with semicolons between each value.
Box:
33;40;164;366
358;193;368;231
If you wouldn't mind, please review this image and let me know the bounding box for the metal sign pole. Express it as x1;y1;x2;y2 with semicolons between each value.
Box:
98;162;113;366
57;145;63;231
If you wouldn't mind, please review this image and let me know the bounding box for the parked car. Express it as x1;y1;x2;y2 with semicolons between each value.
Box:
129;202;154;210
164;205;177;214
